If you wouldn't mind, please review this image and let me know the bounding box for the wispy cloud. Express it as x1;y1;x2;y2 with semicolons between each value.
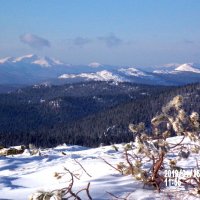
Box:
183;39;194;44
98;33;123;47
20;33;50;49
73;37;91;46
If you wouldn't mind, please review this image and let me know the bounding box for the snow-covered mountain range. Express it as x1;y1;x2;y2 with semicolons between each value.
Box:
153;63;200;74
1;54;200;85
0;54;63;67
58;63;200;85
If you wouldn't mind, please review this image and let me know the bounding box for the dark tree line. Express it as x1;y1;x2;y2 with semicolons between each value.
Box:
0;81;199;147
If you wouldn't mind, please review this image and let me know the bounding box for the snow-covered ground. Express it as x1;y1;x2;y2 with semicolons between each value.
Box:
0;136;200;200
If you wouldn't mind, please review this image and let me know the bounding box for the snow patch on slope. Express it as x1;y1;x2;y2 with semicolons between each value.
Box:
32;58;51;67
14;54;36;62
0;57;13;64
118;67;149;77
153;70;178;74
51;58;63;65
32;57;63;67
88;62;102;68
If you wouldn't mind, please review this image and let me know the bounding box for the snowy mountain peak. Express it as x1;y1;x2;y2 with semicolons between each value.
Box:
95;70;122;81
32;56;64;67
0;57;13;64
175;63;200;73
118;67;148;77
14;54;37;62
0;54;64;67
88;62;102;68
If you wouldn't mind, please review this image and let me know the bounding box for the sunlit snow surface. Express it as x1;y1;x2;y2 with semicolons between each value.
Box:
59;70;124;82
0;136;199;199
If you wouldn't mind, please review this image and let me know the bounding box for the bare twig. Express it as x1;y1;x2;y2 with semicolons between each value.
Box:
196;158;200;169
169;136;185;149
74;159;92;177
52;167;93;199
100;156;123;174
124;150;134;175
180;178;196;188
63;167;80;180
106;191;131;200
86;182;93;200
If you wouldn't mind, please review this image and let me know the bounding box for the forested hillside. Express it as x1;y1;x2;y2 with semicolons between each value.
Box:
0;81;200;147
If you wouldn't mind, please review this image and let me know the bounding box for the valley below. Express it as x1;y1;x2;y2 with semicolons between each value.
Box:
0;81;200;148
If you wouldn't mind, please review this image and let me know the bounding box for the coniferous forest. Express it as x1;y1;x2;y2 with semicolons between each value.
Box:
0;81;200;147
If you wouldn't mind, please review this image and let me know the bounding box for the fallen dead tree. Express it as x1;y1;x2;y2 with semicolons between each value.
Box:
0;145;25;156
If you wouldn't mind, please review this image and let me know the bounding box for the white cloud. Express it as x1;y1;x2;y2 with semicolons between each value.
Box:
20;33;50;49
73;37;91;46
98;33;123;47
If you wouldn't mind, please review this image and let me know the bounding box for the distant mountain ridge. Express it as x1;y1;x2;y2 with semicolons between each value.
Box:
58;63;200;85
0;54;200;85
0;54;63;67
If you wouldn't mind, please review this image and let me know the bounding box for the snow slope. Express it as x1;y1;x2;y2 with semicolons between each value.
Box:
118;67;150;77
0;136;199;200
59;70;124;82
13;54;37;62
0;57;13;64
154;63;200;74
175;63;200;73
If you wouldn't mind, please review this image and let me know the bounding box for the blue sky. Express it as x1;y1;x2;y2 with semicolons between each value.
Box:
0;0;200;66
